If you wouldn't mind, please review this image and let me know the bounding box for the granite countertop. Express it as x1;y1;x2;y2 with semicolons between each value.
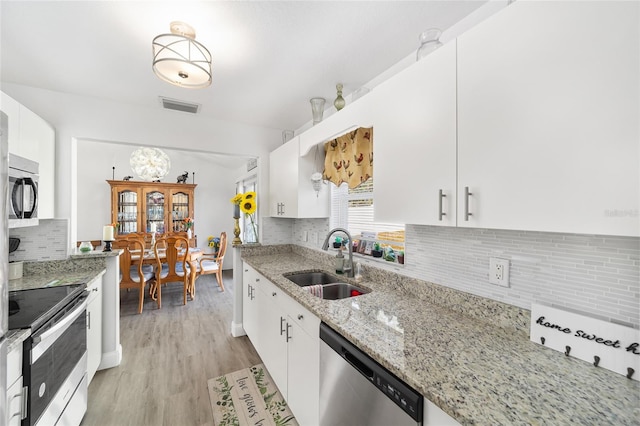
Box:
8;269;105;292
7;328;31;352
69;248;123;259
242;251;640;425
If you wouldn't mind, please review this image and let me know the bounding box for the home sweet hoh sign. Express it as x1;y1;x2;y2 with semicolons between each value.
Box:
530;304;640;381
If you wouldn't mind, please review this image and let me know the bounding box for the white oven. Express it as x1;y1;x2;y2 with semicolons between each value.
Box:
8;153;38;228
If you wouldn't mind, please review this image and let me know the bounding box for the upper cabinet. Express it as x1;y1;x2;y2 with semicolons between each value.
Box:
108;180;197;246
1;91;56;219
269;136;329;218
456;1;639;236
372;41;457;226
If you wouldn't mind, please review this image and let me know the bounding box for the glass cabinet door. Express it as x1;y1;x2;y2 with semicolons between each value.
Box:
171;191;190;232
146;191;166;234
117;190;138;234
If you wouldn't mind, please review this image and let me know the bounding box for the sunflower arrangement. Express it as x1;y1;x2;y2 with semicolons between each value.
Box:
230;191;258;242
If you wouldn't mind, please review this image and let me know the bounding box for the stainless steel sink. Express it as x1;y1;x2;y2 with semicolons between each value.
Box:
284;271;370;299
321;283;370;300
284;271;342;287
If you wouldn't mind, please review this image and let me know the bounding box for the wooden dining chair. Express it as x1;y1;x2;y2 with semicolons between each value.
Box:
152;235;190;308
196;232;227;292
113;237;156;313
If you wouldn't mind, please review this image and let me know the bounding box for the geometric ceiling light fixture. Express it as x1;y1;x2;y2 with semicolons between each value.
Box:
152;21;212;89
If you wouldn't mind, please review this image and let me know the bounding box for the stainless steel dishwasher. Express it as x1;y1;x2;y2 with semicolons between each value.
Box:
319;322;423;426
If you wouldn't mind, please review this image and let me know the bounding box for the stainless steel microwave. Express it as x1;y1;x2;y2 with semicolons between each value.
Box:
9;153;39;228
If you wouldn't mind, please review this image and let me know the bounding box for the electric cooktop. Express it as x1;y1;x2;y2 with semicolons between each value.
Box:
8;284;86;331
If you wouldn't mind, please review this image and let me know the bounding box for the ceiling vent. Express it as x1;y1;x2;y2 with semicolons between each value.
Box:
159;97;200;114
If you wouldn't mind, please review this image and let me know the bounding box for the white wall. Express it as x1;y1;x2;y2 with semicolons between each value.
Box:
1;83;281;257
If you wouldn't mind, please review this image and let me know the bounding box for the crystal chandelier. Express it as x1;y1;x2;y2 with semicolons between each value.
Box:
152;21;212;89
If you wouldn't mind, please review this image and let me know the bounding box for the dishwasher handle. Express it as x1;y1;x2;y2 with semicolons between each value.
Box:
342;348;374;381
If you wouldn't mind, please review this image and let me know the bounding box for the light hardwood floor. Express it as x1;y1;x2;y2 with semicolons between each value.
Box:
81;271;261;426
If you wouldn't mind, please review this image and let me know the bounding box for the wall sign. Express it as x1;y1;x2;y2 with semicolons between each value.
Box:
530;304;639;382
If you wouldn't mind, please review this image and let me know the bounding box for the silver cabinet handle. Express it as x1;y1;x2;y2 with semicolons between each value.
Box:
87;311;91;330
272;292;277;297
438;189;447;221
247;284;251;298
286;323;292;342
281;203;285;215
297;314;303;320
280;316;286;335
464;186;473;221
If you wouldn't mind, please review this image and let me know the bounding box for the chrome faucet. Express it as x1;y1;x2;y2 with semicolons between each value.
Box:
322;228;354;277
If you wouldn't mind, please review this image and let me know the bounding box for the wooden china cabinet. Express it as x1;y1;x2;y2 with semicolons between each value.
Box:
107;180;197;246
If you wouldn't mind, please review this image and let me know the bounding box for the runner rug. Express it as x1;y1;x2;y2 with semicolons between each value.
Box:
208;363;298;426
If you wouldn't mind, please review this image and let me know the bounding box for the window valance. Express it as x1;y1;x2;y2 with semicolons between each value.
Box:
322;127;373;189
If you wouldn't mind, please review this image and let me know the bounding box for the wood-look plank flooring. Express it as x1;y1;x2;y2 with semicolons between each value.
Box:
81;271;261;426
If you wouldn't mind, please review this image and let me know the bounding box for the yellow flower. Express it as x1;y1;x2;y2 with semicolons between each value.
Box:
240;198;257;215
230;193;243;205
242;191;256;201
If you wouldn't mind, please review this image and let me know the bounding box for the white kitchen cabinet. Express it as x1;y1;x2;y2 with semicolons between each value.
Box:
456;1;639;236
86;276;103;384
255;279;289;397
284;301;319;426
6;342;24;426
0;90;56;219
242;265;261;350
269;136;329;218
242;263;320;426
372;41;457;226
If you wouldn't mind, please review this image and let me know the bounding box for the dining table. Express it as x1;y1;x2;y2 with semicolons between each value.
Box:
131;247;203;301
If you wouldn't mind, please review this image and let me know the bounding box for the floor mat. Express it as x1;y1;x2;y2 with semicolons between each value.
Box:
208;363;298;426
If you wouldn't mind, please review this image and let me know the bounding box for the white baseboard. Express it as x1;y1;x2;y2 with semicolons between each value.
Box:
231;321;246;337
98;345;122;370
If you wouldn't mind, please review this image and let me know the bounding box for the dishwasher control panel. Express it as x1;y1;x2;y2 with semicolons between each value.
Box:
375;370;421;420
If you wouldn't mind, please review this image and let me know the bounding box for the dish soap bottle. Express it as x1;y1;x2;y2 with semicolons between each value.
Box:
335;248;344;274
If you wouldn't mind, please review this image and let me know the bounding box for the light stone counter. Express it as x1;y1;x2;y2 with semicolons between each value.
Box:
242;246;640;426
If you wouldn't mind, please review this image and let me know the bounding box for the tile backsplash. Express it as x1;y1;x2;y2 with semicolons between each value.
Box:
9;219;70;262
265;218;639;329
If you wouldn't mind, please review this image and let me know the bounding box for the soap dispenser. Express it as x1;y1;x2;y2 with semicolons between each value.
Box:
335;248;345;274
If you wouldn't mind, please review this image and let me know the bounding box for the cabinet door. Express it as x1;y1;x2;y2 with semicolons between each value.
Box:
372;41;457;226
7;376;23;426
144;190;167;234
113;187;141;235
269;138;299;217
242;265;259;349
286;317;319;426
0;91;21;155
169;189;193;233
86;279;103;384
457;1;639;236
256;281;289;398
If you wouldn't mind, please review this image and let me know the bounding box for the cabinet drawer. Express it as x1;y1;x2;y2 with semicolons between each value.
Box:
287;302;319;338
7;344;22;388
7;376;23;426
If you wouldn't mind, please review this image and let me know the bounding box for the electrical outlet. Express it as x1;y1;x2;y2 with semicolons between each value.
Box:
489;257;510;287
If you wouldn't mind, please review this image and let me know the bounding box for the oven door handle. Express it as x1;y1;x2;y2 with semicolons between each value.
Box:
32;296;88;362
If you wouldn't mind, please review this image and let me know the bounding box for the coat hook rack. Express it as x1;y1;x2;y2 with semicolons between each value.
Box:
540;337;545;345
627;368;635;379
593;356;600;367
564;346;571;356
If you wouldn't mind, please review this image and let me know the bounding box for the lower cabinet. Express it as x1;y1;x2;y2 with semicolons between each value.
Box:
242;263;320;426
6;342;24;426
86;276;103;384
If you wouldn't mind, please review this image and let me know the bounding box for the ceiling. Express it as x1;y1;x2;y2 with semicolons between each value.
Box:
0;1;485;132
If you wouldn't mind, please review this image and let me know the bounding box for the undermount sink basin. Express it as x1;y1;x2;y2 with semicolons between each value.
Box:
284;272;370;300
321;283;370;300
284;271;342;287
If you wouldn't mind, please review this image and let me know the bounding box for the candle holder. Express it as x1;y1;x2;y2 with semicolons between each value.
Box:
232;217;242;246
103;240;113;252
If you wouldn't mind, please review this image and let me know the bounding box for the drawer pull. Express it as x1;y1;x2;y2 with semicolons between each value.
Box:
297;314;303;320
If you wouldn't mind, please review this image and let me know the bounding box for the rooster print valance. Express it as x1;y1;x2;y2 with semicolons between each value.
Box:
322;127;373;189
